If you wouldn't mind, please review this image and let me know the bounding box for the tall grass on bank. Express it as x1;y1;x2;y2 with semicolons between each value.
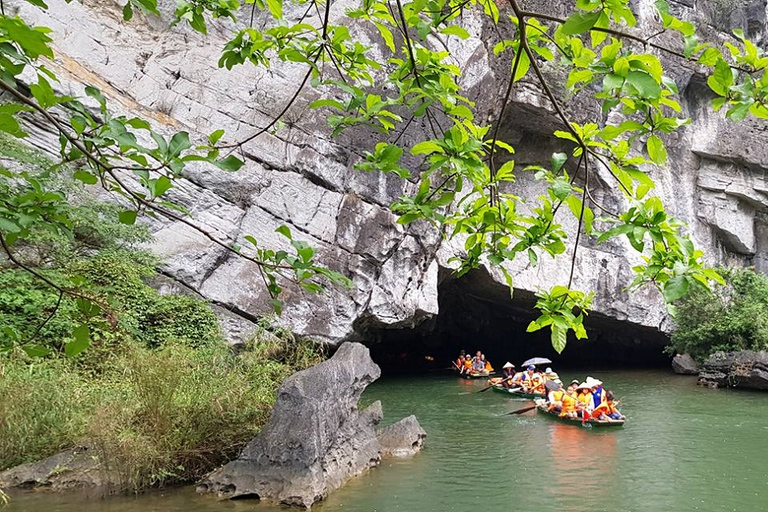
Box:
0;332;324;491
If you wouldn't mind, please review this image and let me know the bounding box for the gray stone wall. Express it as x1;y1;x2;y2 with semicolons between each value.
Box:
13;0;768;344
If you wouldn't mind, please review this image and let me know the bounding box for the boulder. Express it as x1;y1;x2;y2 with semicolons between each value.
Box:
671;353;699;375
377;415;427;458
698;350;768;390
0;447;118;491
197;342;386;508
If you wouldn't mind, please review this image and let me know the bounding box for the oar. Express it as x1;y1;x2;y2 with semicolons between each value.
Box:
477;376;509;392
506;401;538;415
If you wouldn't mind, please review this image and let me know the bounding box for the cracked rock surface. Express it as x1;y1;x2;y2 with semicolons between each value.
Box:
16;0;768;345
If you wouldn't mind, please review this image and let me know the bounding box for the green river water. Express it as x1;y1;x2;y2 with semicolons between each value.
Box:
6;370;768;512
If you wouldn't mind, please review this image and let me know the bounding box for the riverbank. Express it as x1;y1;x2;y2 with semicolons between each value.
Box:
0;329;324;492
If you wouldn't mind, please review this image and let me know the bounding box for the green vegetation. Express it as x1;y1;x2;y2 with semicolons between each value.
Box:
0;140;325;491
0;331;323;490
668;267;768;361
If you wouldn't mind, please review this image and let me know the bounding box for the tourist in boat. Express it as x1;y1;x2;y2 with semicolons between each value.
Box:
546;379;564;413
543;367;559;381
593;390;624;420
483;354;494;373
471;351;486;373
498;362;516;388
587;377;605;410
575;382;594;417
521;365;544;394
559;382;579;419
463;356;473;373
454;352;466;373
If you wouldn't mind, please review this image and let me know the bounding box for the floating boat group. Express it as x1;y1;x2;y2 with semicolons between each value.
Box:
454;353;626;429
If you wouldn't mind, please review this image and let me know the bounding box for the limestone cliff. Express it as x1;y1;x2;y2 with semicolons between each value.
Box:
13;0;768;346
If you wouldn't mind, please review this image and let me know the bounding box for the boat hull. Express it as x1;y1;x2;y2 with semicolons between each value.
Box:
535;403;625;428
490;385;545;399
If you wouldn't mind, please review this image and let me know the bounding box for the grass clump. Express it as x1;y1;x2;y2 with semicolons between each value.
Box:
668;267;768;361
0;332;324;490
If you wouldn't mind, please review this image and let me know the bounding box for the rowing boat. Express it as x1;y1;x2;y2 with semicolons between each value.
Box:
490;384;545;399
534;400;625;428
462;371;493;379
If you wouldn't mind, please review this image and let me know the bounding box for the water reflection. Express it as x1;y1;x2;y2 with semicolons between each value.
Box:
547;423;617;510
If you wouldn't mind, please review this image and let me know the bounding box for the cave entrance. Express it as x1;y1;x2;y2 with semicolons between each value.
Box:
367;267;671;375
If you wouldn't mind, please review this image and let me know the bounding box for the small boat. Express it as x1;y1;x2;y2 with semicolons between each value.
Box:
490;384;545;399
462;371;493;379
533;400;625;428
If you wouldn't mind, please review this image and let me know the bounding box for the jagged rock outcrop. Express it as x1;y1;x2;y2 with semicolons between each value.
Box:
14;0;768;346
697;350;768;390
197;342;421;508
672;353;699;375
0;447;118;491
377;416;427;458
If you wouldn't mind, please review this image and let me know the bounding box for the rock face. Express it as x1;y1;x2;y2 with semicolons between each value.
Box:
672;353;699;375
0;447;117;491
14;0;768;346
377;416;427;458
698;351;768;390
198;342;393;507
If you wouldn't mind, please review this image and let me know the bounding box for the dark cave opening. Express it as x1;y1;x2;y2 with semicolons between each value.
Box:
367;267;672;375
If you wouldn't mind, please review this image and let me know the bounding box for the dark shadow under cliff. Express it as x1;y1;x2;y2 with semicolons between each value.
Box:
366;267;671;375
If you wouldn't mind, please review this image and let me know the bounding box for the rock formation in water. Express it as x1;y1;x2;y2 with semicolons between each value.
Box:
0;447;118;491
377;415;428;458
672;353;699;375
697;350;768;390
196;342;425;508
14;0;768;348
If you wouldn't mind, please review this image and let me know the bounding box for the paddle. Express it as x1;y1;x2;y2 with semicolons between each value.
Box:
477;376;508;392
506;401;538;415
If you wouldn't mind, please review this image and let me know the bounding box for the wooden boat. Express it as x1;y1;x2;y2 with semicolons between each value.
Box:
490;384;545;399
462;371;493;379
534;400;625;428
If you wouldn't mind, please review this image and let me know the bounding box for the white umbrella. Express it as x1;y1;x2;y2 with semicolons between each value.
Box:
522;357;552;367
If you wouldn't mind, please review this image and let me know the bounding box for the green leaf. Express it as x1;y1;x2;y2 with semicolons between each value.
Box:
663;275;690;303
168;131;191;158
73;169;98;185
441;25;470;39
551;325;567;354
22;344;51;357
215;155;245;172
266;0;283;19
123;2;134;21
118;210;138;225
625;71;661;99
411;141;443;155
513;51;530;82
65;324;90;357
561;11;603;35
275;225;292;239
208;129;225;145
153;175;172;197
646;135;667;165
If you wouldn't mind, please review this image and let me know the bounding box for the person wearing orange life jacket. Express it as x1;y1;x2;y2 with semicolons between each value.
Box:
559;382;579;418
521;365;544;394
575;382;594;418
463;356;473;374
454;352;466;373
547;379;565;412
593;390;624;420
482;354;494;372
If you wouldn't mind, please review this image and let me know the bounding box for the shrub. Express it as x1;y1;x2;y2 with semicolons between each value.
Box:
0;332;324;490
668;267;768;360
